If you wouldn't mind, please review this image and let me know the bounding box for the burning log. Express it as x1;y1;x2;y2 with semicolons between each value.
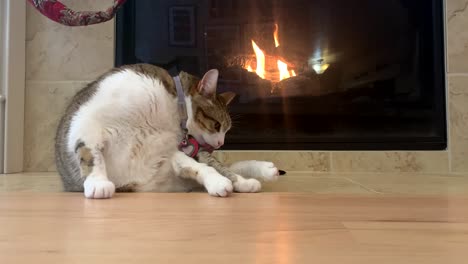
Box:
219;22;312;84
224;54;290;70
272;75;324;97
215;21;326;101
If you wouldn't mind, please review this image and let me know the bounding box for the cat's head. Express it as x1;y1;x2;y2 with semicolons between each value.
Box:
182;69;235;149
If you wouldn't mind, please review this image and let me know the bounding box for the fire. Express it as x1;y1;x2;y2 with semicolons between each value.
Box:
251;40;266;79
244;23;296;82
274;23;280;48
277;60;291;80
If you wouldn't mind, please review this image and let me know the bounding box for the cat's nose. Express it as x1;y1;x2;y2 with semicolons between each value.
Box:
216;139;224;148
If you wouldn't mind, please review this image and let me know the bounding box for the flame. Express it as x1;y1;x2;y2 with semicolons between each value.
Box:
277;60;291;81
244;24;296;82
251;40;265;79
274;23;280;48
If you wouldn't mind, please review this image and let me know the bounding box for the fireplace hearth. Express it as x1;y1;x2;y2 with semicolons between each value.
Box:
116;0;446;150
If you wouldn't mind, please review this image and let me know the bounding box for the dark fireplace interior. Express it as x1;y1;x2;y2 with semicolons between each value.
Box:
115;0;446;150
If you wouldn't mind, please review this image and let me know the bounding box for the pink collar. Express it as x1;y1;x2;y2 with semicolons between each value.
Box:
171;73;214;157
178;135;214;158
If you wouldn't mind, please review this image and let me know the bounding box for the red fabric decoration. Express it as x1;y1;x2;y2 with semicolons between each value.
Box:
27;0;127;26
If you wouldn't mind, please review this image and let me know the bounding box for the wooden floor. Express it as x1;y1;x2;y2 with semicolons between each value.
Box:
1;173;468;263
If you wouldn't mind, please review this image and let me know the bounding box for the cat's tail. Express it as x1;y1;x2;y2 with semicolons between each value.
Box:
55;115;85;192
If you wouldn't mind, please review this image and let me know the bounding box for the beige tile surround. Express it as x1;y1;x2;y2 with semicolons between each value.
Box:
23;0;468;175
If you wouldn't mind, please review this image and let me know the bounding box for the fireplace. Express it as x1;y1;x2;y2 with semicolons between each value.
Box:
115;0;446;150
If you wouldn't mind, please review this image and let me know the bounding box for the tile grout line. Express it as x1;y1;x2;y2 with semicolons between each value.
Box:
342;177;384;195
447;73;468;76
329;152;335;172
446;73;453;173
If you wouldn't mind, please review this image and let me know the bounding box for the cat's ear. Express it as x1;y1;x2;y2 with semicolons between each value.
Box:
198;69;219;97
219;92;236;105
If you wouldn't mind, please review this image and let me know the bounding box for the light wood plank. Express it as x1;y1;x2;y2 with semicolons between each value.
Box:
0;193;468;263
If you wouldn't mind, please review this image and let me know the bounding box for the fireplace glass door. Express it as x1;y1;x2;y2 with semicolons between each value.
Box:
116;0;446;150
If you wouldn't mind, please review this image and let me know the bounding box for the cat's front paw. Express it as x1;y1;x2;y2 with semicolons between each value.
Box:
233;176;261;193
203;170;233;197
84;177;115;199
256;161;280;182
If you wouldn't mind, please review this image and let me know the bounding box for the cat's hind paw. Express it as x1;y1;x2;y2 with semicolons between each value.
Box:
229;160;280;182
233;176;261;193
84;177;115;199
255;161;280;182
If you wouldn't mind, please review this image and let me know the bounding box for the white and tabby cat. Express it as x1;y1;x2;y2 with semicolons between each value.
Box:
55;64;279;199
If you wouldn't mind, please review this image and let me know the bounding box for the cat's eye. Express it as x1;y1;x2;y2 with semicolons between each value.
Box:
214;122;221;132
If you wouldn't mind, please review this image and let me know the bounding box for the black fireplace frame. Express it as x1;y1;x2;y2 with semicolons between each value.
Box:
114;0;447;151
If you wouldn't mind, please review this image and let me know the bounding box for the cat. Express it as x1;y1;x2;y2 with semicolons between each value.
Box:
55;63;279;199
